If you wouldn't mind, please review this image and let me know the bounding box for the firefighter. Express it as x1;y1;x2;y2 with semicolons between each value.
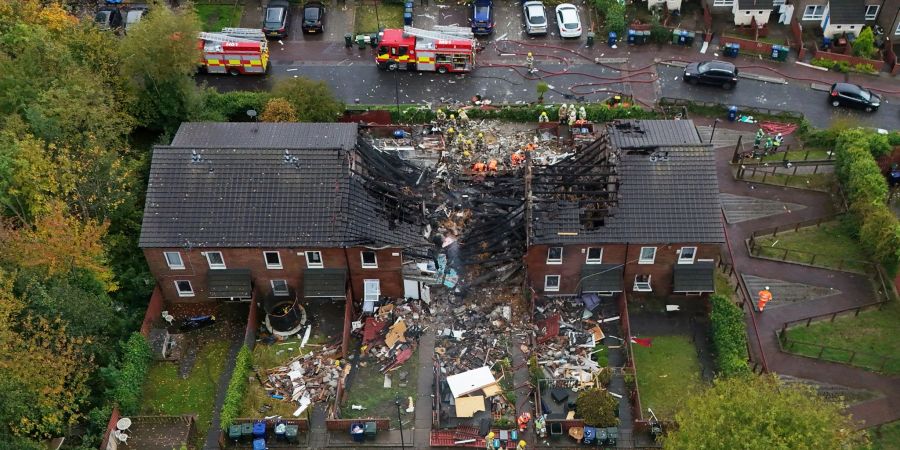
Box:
568;107;577;126
458;109;470;126
487;159;498;171
538;111;549;123
525;52;535;73
436;108;447;124
517;412;531;432
511;151;526;166
475;132;486;151
773;132;784;150
578;106;587;121
449;114;457;128
517;440;527;449
446;127;456;144
558;104;568;124
473;161;487;172
754;128;764;150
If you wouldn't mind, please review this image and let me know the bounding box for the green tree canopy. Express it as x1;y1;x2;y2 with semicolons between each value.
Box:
664;375;860;449
271;77;345;122
576;388;619;427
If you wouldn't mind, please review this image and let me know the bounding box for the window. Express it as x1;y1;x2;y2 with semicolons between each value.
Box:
175;280;194;297
836;25;842;29
586;247;603;264
361;251;378;268
864;4;878;20
634;275;652;292
363;279;380;313
678;247;697;264
638;247;656;264
305;251;323;268
544;275;561;292
264;251;282;269
205;251;225;269
896;21;900;35
164;251;184;269
547;247;563;264
712;0;733;6
802;5;825;20
271;280;289;296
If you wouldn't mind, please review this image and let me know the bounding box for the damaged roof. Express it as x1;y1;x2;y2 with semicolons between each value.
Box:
531;120;724;245
140;123;427;249
827;0;866;25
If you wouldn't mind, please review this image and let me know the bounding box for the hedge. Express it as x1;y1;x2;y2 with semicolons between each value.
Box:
112;333;153;415
709;294;750;378
220;345;253;430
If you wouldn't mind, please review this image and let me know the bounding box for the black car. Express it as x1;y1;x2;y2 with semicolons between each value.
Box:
263;0;290;39
829;82;881;112
301;2;325;33
683;60;739;90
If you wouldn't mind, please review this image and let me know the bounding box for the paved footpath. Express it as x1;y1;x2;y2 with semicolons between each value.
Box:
707;120;900;429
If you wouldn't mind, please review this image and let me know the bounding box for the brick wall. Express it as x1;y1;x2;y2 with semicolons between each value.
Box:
790;17;806;60
720;34;778;57
244;295;259;349
325;418;390;431
100;407;121;450
139;285;165;337
811;47;886;71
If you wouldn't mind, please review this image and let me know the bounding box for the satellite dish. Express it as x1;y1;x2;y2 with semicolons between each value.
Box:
247;109;258;118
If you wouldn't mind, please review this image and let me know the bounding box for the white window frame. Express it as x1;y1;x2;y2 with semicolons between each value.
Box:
204;251;226;269
164;251;184;270
678;247;697;264
633;275;652;292
175;280;194;297
864;4;878;20
802;4;825;20
896;21;900;35
271;279;289;296
361;251;378;269
305;251;323;268
712;0;733;6
638;247;656;264
363;279;380;313
547;247;563;265
585;247;603;264
544;275;561;292
264;251;282;269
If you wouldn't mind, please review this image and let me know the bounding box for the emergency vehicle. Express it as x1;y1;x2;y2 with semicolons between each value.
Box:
199;28;269;75
376;26;477;74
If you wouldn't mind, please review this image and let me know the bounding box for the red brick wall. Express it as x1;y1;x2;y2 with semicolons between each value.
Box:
790;17;806;60
100;406;121;450
139;285;165;336
811;47;886;71
325;418;390;431
526;243;720;297
143;246;404;305
720;35;778;57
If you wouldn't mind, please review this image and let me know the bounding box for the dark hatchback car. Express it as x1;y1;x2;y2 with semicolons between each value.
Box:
302;2;326;33
829;82;881;112
263;0;290;39
683;60;739;90
471;0;494;35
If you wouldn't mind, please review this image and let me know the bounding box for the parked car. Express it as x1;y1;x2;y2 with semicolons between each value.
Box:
263;0;291;39
123;6;147;33
829;82;881;112
682;60;739;90
555;3;581;38
95;7;123;30
301;2;326;33
470;0;494;35
523;1;548;35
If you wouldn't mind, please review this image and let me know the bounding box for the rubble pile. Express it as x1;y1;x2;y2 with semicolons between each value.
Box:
261;343;344;411
434;295;515;374
355;298;427;373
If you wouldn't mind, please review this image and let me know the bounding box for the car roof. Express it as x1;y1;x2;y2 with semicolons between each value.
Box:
524;0;543;5
701;60;735;70
834;82;864;92
556;3;576;10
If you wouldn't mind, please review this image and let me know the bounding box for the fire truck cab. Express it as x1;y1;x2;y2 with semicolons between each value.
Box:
376;26;476;74
199;28;269;75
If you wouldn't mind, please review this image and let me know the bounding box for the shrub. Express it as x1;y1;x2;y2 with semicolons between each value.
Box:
220;345;253;429
604;3;626;35
709;294;750;378
859;206;900;272
112;333;152;414
196;89;270;122
650;20;670;44
852;27;877;60
271;77;345;122
852;63;878;74
260;97;298;122
576;388;619;427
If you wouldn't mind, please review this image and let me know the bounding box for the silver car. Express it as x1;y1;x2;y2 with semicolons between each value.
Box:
523;1;548;35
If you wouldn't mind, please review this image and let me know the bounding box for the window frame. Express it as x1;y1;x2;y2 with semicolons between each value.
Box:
546;247;563;265
638;247;657;264
802;4;824;20
271;279;289;296
361;251;378;269
175;280;194;297
896;21;900;35
305;251;324;268
205;251;226;269
864;4;878;20
678;247;697;264
712;0;733;6
544;275;561;292
164;251;185;270
264;251;282;269
633;274;652;292
585;247;603;264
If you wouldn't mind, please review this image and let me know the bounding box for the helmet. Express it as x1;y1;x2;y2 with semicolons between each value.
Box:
450;114;455;119
478;133;484;138
527;52;533;57
447;127;454;133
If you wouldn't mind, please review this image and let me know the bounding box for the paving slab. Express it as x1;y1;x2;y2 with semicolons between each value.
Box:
719;193;806;224
741;275;840;311
777;375;881;406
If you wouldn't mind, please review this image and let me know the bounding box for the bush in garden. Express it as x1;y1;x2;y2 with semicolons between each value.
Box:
576;388;619;427
709;294;750;378
220;346;253;430
112;333;152;415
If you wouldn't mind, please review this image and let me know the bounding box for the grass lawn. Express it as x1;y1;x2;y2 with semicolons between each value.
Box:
632;336;704;419
752;218;870;272
870;420;900;450
740;171;834;191
141;340;230;445
785;300;900;375
759;148;833;162
195;3;243;31
342;350;418;428
354;4;404;34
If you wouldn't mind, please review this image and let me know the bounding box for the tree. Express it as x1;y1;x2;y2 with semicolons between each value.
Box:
535;82;549;103
664;375;860;449
271;77;344;122
260;97;299;122
576;388;618;427
120;4;202;133
852;27;877;59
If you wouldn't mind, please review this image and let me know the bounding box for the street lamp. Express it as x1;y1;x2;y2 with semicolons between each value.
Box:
395;395;406;449
709;118;721;144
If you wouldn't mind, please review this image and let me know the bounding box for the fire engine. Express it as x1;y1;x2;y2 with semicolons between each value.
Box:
376;26;477;74
199;28;269;75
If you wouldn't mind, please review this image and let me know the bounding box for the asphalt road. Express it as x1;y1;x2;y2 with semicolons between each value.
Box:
199;62;899;129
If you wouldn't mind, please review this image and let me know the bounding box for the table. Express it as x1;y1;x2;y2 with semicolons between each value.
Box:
116;417;132;432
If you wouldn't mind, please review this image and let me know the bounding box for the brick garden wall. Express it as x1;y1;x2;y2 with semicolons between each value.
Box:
140;285;165;337
325;418;390;431
720;35;777;57
811;47;886;71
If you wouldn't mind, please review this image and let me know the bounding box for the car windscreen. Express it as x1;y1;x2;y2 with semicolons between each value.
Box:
474;6;490;21
527;6;546;24
266;7;284;23
304;7;319;21
697;62;710;72
857;89;871;101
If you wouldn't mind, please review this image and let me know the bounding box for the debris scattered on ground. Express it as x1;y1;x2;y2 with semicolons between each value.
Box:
355;298;428;373
259;344;343;414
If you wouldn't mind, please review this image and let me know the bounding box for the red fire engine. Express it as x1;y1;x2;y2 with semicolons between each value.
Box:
199;28;269;75
376;26;477;74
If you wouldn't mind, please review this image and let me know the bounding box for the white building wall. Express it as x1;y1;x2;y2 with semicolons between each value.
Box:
731;3;773;25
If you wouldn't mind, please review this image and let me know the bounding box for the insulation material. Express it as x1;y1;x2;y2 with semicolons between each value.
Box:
447;366;497;398
454;396;486;418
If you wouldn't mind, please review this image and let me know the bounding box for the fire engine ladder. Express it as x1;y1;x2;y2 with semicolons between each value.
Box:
431;25;475;39
402;26;474;43
199;29;267;51
220;27;268;41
